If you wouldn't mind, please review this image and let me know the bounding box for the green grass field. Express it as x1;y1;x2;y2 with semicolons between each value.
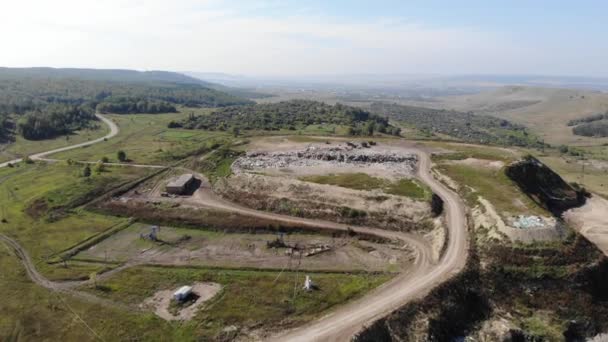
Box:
84;265;390;340
426;141;522;163
0;163;149;279
0;124;108;163
52;111;228;165
435;163;547;217
300;173;430;200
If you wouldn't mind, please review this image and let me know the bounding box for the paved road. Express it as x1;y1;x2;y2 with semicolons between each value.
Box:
0;113;119;168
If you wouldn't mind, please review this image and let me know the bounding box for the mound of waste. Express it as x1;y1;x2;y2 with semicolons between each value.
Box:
232;144;418;172
505;156;587;215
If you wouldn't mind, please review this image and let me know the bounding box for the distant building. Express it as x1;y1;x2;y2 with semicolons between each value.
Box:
166;174;195;195
173;286;192;302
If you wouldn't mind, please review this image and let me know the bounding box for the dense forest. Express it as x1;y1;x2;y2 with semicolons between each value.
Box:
174;100;401;135
96;97;177;114
0;68;252;141
17;104;97;140
370;102;543;147
572;120;608;137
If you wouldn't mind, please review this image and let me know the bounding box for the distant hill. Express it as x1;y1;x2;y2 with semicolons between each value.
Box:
400;86;608;146
0;67;253;141
0;67;211;86
371;102;542;147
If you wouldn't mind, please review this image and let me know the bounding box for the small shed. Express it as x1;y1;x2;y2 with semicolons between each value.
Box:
166;174;195;195
173;285;193;301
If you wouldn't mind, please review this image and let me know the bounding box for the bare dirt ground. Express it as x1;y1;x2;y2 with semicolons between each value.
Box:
141;282;222;321
78;225;413;272
214;173;431;232
446;157;505;170
565;195;608;256
471;196;562;243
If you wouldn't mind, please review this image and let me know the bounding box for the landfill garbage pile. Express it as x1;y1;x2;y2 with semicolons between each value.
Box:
232;144;418;173
511;215;547;229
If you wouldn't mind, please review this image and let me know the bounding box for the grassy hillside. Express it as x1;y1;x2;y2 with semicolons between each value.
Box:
406;86;608;146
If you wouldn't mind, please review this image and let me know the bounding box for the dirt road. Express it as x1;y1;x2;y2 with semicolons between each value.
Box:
0;116;469;341
565;195;608;256
265;150;469;341
0;233;133;311
0;113;119;168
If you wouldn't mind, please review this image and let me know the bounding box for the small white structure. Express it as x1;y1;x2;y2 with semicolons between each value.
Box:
173;286;193;302
303;275;313;291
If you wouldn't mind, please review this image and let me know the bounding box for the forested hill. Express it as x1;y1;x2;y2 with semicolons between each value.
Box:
0;67;210;86
0;67;252;141
174;100;401;136
371;102;544;147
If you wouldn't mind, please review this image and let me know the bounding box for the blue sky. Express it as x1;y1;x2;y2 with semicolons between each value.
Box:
0;0;606;76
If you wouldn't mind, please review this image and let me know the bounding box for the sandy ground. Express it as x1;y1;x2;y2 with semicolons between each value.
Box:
141;282;222;321
564;195;608;256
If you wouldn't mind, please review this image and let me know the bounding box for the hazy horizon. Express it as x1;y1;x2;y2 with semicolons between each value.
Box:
2;1;607;77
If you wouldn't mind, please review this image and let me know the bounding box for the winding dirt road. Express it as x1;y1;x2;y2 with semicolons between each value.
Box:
0;113;469;341
266;150;469;341
0;113;119;168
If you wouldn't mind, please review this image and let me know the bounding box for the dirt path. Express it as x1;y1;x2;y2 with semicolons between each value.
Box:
0;234;134;311
564;195;608;256
0;113;119;168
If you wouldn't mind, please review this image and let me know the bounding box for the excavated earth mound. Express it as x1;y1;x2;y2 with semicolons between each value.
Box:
505;156;587;215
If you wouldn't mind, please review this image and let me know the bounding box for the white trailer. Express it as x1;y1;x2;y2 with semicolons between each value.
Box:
173;285;193;301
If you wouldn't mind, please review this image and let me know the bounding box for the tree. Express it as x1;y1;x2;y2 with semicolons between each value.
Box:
365;122;375;136
93;161;105;173
231;126;240;137
101;156;109;163
117;150;127;162
82;165;91;177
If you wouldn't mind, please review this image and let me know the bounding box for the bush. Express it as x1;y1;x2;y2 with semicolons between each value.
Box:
93;161;105;174
117;150;127;162
82;165;91;177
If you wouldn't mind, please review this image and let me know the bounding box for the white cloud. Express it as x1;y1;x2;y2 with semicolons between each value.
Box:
0;0;603;76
